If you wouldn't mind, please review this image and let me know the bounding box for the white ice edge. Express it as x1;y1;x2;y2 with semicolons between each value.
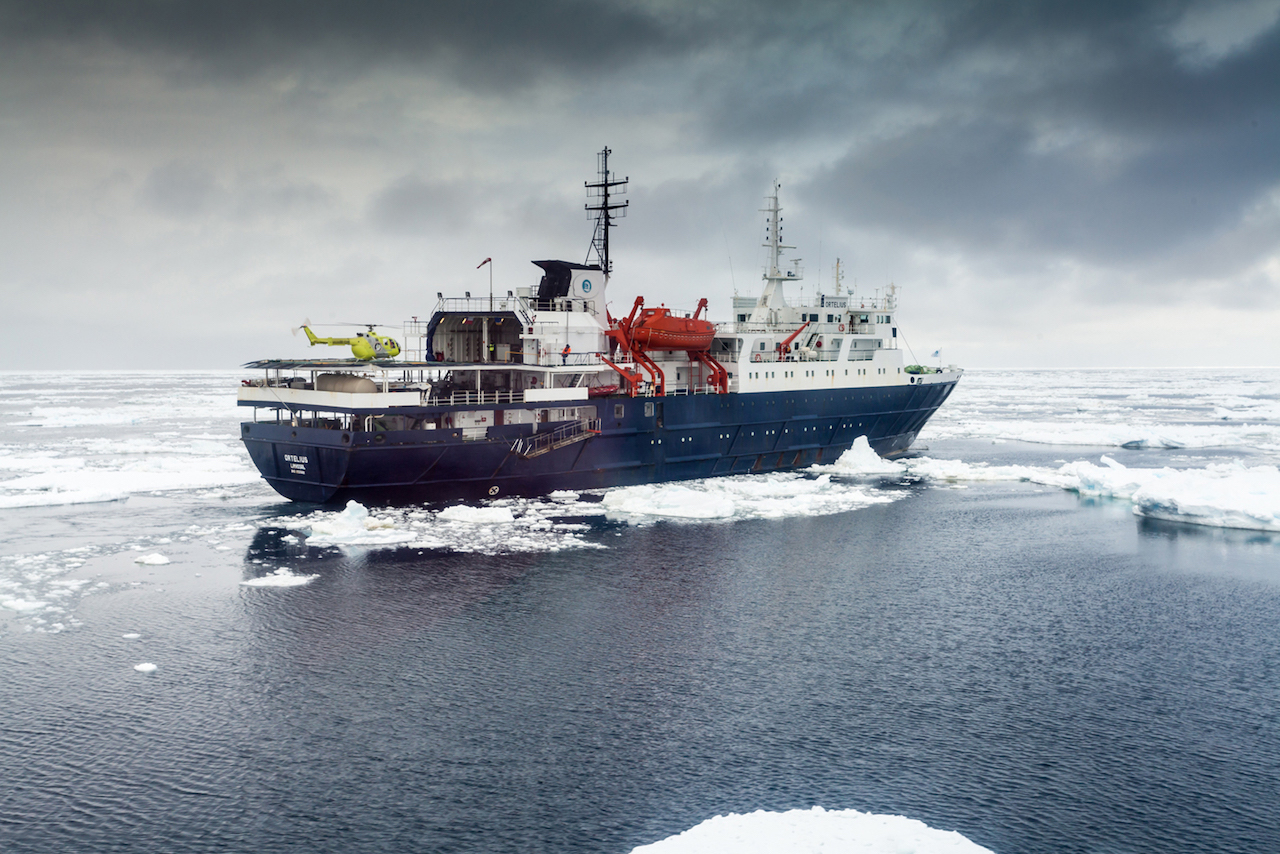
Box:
629;806;994;853
826;438;1280;533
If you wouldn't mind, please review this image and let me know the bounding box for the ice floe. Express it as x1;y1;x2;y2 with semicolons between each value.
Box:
601;471;894;524
437;505;517;525
923;368;1280;452
240;568;319;588
133;662;157;673
1041;456;1280;532
2;597;50;613
289;498;603;554
304;501;420;546
823;443;1280;533
0;371;261;509
629;807;994;853
287;472;899;551
0;519;266;632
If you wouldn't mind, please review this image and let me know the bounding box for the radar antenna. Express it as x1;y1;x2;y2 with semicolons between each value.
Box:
585;147;628;274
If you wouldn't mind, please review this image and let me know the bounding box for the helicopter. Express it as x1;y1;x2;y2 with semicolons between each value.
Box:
295;322;401;360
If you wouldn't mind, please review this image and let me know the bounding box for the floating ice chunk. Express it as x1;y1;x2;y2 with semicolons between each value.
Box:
134;553;171;565
604;484;736;519
1127;462;1280;531
122;633;141;639
134;662;157;673
629;806;994;853
830;436;906;475
438;505;517;525
240;568;319;587
305;501;417;546
906;458;1041;482
2;597;49;613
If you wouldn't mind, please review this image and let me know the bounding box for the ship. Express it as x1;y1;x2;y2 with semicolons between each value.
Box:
239;149;961;504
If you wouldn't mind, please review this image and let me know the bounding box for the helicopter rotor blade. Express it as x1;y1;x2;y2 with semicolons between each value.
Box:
291;317;312;337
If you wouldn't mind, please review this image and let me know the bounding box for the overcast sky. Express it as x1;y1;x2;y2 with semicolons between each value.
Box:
2;0;1278;369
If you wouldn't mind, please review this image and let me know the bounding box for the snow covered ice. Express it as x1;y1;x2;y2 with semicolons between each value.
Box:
0;371;260;509
629;807;994;854
303;500;419;546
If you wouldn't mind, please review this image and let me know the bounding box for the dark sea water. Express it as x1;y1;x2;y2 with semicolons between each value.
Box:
2;370;1280;853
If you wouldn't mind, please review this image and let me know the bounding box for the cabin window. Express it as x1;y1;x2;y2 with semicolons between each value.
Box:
827;314;835;322
614;403;624;419
738;314;748;322
644;402;655;417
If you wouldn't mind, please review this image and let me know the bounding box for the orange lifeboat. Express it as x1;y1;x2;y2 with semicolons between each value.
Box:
628;307;716;351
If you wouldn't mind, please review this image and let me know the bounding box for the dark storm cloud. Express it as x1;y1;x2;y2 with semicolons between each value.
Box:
806;110;1280;262
784;1;1280;266
0;0;686;86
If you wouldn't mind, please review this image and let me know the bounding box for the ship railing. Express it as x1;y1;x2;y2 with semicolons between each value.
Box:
526;351;609;368
664;385;722;396
743;351;844;364
524;298;599;316
427;382;610;407
435;296;525;314
511;418;601;458
427;389;528;407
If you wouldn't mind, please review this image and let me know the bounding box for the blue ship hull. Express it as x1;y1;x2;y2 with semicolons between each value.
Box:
241;381;958;504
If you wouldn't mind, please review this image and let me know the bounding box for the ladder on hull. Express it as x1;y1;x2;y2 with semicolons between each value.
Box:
511;419;601;459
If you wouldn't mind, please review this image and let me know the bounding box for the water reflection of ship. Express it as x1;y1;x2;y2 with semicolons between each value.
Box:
240;527;551;654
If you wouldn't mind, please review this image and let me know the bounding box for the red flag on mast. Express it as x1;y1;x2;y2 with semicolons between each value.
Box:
477;258;491;268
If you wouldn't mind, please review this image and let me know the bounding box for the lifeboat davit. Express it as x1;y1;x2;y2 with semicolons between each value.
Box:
627;307;716;350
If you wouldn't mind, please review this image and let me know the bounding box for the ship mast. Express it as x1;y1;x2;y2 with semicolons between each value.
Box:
750;180;800;322
585;147;629;275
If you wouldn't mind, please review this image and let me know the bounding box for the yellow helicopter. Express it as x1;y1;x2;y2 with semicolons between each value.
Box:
294;321;401;360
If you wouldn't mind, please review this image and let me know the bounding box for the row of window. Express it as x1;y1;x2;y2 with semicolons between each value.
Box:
745;367;898;380
736;313;893;325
